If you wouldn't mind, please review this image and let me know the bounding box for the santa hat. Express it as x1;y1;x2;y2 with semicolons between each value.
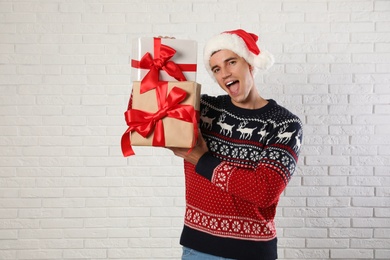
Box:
203;29;274;77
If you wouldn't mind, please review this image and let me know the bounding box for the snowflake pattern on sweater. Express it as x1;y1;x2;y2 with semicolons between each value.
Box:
180;94;303;258
200;96;302;172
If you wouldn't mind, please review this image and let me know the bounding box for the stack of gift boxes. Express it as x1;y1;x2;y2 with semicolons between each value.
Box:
121;37;201;156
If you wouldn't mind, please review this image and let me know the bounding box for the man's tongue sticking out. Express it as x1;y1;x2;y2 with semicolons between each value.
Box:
226;80;239;96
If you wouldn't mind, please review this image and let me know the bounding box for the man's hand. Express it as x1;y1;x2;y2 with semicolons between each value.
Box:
169;132;208;165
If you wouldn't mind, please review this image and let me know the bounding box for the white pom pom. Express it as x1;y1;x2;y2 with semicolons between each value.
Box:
254;50;274;71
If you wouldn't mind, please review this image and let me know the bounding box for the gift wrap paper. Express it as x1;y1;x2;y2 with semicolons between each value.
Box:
130;81;201;148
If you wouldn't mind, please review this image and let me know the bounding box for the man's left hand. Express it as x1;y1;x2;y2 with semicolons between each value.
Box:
168;131;208;165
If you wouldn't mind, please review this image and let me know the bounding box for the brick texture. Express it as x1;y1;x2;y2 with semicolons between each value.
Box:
0;0;389;259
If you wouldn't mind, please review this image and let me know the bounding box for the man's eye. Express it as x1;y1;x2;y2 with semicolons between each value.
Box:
212;68;220;73
229;60;236;65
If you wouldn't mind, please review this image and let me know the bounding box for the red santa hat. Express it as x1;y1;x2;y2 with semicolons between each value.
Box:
203;29;274;77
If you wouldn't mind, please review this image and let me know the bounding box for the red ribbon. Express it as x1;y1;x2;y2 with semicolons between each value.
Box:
131;38;196;93
121;85;199;157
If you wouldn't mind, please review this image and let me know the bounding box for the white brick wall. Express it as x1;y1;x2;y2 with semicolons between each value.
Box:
0;0;389;259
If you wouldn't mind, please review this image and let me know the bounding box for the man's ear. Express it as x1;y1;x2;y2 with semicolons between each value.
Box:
248;64;256;77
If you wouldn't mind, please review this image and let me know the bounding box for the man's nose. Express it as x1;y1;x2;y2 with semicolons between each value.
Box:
221;67;231;79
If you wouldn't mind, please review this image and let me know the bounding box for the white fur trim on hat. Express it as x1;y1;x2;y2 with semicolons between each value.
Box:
203;31;274;77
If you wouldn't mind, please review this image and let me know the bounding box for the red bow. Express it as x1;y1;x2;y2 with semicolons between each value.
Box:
132;38;187;94
121;86;198;157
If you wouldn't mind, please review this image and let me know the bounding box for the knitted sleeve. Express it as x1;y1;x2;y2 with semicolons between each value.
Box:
196;120;303;209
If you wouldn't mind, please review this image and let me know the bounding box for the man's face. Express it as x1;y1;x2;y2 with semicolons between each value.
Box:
209;49;256;108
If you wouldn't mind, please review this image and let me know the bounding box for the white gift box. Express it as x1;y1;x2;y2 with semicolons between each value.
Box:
131;37;198;82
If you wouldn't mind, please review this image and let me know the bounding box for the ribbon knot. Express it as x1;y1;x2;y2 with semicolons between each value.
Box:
153;58;165;69
154;107;168;120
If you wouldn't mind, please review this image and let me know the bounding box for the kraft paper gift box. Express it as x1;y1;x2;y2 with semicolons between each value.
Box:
131;37;198;83
121;81;201;156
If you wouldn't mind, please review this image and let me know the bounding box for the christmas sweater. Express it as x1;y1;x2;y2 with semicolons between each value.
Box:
180;94;303;260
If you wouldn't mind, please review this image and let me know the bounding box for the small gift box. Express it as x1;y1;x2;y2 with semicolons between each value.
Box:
131;37;198;84
121;81;201;156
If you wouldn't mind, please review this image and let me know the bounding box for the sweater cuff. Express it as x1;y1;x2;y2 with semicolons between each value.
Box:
195;152;221;181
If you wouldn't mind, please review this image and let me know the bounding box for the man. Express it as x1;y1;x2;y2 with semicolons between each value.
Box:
170;29;303;260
